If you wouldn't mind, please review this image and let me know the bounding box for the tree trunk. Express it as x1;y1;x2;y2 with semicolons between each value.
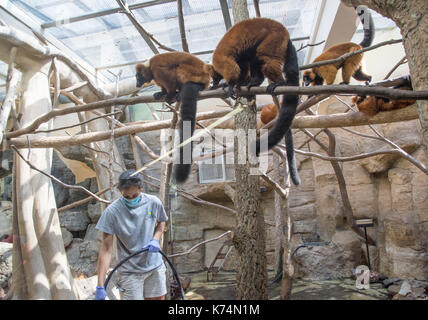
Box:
12;60;78;299
232;97;268;300
230;0;267;300
273;153;283;276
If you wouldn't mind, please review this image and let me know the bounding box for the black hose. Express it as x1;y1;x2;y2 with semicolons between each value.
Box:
104;248;185;300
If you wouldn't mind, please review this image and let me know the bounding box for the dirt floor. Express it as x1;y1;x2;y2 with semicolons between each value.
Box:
182;270;390;300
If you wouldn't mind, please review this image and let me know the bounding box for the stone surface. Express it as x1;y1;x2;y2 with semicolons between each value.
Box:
84;224;103;243
51;151;75;208
0;202;12;237
294;234;364;280
74;274;120;300
87;201;103;223
61;227;73;248
59;210;91;232
398;281;412;296
388;284;401;296
66;239;100;277
0;242;12;290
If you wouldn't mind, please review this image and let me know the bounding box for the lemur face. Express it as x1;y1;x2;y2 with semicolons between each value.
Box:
210;69;224;88
302;70;315;86
136;71;145;88
135;61;152;88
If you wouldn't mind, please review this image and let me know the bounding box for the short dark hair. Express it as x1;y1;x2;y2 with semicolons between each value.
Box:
118;169;143;190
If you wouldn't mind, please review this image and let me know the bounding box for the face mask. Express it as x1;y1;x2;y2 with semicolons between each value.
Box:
122;194;142;208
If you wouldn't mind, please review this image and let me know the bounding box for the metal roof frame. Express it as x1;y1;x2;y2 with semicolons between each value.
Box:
41;0;177;29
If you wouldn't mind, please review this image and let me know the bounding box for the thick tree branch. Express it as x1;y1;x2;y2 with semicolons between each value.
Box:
6;85;428;140
8;104;419;149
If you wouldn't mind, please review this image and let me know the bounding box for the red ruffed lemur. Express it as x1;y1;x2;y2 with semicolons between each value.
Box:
136;52;211;183
210;17;301;185
303;6;375;86
352;75;415;116
260;103;279;125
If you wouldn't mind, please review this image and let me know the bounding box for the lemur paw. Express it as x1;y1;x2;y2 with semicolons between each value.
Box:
339;82;350;85
227;84;237;99
266;81;286;94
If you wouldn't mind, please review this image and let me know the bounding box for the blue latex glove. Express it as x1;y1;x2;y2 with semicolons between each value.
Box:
143;238;160;253
95;286;106;300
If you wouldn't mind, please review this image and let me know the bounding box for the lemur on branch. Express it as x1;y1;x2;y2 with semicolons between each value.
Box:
136;52;211;183
210;17;301;185
352;76;415;116
303;6;375;86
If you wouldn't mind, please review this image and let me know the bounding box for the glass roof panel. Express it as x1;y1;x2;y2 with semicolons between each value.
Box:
6;0;322;82
9;0;120;23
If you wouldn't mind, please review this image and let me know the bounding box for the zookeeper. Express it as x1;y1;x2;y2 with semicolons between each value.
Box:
94;169;168;300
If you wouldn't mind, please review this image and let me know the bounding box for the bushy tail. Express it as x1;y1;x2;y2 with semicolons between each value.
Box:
173;82;204;184
255;39;301;185
356;6;375;48
285;129;301;186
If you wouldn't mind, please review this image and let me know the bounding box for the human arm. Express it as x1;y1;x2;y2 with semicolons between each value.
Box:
97;232;114;288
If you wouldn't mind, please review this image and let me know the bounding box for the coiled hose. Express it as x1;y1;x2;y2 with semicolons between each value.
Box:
104;248;185;300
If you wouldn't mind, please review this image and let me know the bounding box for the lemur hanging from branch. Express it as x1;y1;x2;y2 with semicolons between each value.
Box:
353;75;415;116
136;52;211;183
208;17;301;185
303;6;375;86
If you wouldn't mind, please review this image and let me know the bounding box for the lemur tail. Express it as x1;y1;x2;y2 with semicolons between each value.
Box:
356;6;375;48
173;82;205;184
255;39;301;186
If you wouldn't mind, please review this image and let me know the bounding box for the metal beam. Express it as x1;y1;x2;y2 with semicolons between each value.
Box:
219;0;232;30
115;0;159;54
0;1;108;84
41;0;177;29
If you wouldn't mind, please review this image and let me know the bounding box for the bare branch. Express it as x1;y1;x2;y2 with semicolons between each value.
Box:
384;56;407;80
253;0;261;17
34;111;122;134
260;172;289;199
168;231;232;258
297;40;326;53
299;39;403;71
294;148;401;161
177;0;189;52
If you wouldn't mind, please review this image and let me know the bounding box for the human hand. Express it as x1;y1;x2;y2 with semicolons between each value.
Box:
95;286;106;300
143;238;160;253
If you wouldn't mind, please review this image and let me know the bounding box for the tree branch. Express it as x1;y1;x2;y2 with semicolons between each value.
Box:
6;84;428;140
299;39;403;70
177;0;189;52
168;231;232;258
